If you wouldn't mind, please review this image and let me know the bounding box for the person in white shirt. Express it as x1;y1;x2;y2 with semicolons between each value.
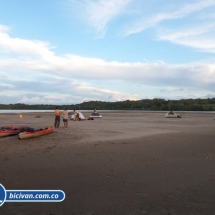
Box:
62;108;69;128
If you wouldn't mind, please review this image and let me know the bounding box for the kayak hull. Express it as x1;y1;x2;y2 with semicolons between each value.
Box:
0;126;28;138
18;126;54;140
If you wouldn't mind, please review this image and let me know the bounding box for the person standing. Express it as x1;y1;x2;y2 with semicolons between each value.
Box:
54;107;61;128
63;108;69;128
73;109;80;121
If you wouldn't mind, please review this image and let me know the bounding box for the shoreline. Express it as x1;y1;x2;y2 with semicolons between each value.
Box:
1;109;215;114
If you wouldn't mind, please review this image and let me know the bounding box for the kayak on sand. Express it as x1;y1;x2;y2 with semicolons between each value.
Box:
18;126;54;140
0;125;29;138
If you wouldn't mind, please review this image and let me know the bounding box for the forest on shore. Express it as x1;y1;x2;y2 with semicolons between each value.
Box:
1;98;215;111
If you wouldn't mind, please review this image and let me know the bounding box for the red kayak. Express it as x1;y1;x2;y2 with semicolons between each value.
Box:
0;125;29;138
18;126;54;139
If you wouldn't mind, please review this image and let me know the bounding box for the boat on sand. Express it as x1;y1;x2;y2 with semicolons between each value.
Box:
0;125;28;138
18;126;54;139
89;112;102;118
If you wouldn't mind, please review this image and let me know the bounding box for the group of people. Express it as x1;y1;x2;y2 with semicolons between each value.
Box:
54;107;81;128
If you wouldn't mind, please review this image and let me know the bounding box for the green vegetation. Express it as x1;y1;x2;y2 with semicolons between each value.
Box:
1;98;215;111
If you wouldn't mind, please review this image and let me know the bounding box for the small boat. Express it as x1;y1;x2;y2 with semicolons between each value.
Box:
0;125;28;138
89;112;102;118
18;126;54;140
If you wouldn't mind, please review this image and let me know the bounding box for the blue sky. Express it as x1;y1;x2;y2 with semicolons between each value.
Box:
0;0;215;104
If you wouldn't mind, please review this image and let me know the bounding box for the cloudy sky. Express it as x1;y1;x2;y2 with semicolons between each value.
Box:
0;0;215;104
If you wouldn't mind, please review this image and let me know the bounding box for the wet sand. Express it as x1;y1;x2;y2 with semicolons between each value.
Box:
0;111;215;215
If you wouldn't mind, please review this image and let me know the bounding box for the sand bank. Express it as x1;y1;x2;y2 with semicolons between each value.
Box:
0;111;215;214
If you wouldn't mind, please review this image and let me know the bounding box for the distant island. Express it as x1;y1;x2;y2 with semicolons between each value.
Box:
1;98;215;111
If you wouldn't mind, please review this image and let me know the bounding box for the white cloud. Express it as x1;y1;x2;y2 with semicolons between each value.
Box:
1;23;215;104
67;1;215;54
0;31;55;61
0;24;9;32
157;22;215;53
69;0;133;36
2;80;139;104
124;0;215;36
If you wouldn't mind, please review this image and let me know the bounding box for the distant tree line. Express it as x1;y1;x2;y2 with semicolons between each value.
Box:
1;98;215;111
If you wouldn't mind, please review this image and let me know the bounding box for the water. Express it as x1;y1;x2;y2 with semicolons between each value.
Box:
0;110;54;114
0;110;93;114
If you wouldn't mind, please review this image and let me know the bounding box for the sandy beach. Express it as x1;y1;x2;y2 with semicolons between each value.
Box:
0;111;215;215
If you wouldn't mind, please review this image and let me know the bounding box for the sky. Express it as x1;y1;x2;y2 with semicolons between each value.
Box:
0;0;215;105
